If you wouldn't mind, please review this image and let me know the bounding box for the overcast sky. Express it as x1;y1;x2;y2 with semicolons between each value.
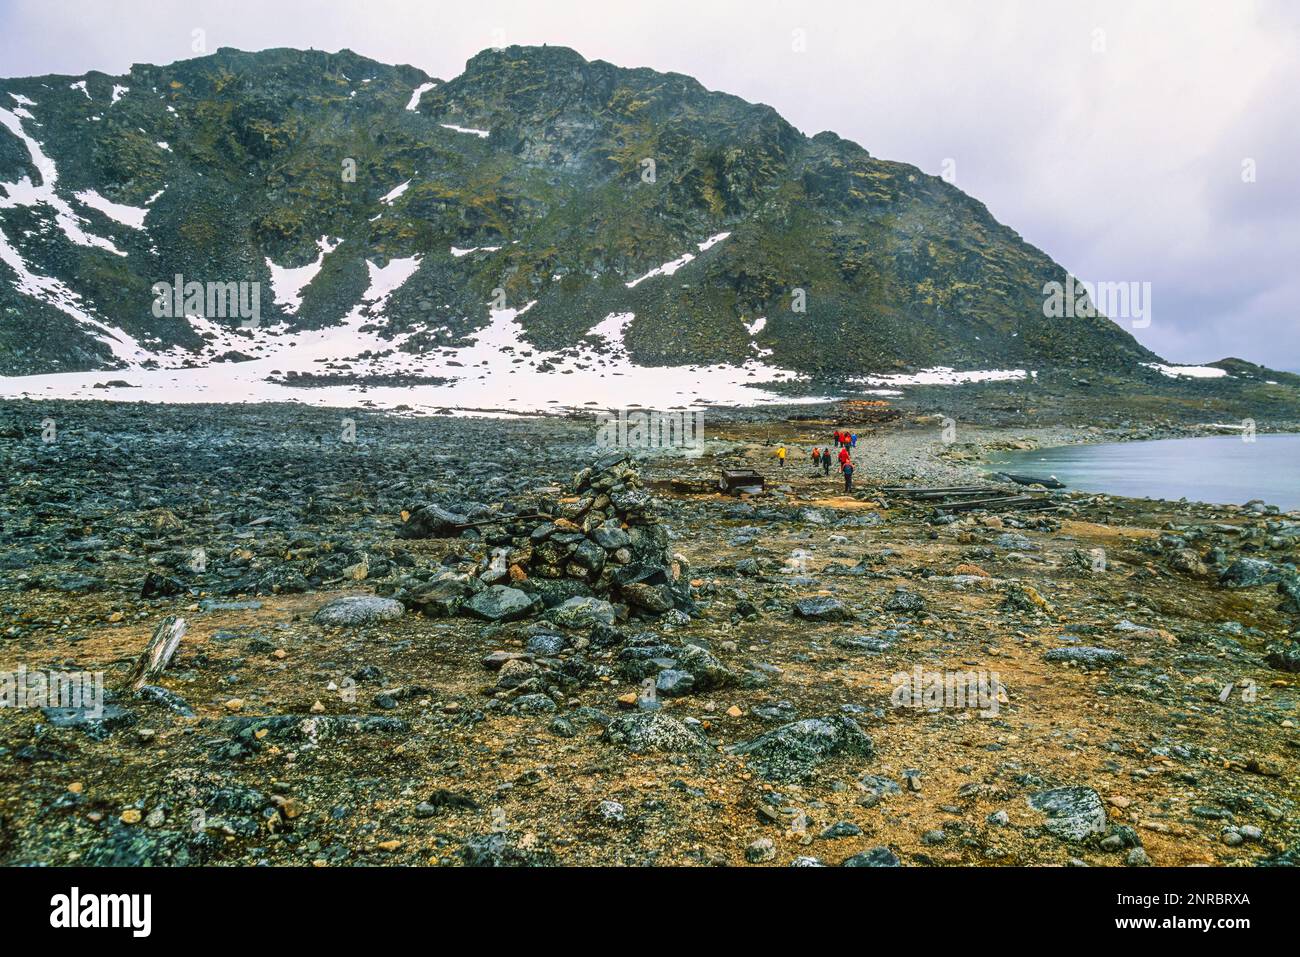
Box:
3;0;1296;369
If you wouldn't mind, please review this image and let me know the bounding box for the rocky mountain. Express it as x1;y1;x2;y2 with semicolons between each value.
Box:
0;44;1217;395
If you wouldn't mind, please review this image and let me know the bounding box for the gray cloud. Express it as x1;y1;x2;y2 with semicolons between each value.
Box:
3;0;1296;369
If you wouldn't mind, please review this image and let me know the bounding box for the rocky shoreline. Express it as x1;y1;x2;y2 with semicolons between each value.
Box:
0;398;1296;867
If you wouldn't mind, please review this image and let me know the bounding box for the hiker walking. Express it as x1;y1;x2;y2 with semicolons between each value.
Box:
843;458;855;493
821;448;832;475
837;446;850;470
775;444;787;468
811;447;821;472
850;432;857;448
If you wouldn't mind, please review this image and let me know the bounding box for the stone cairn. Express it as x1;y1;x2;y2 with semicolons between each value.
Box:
396;451;691;623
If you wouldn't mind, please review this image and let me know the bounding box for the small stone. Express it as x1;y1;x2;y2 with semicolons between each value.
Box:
746;838;777;863
119;808;142;825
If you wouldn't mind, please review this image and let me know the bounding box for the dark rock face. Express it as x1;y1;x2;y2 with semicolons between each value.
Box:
729;715;873;782
0;44;1161;379
1027;787;1108;842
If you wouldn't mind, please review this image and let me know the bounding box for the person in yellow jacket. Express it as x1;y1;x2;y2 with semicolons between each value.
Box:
775;444;787;468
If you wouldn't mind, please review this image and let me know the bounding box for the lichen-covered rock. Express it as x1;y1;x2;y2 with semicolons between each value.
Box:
1043;646;1127;668
548;596;617;629
792;596;852;622
729;715;873;781
1264;641;1300;673
603;711;706;753
1027;787;1108;841
1219;557;1286;588
313;595;405;627
842;846;900;867
463;585;540;622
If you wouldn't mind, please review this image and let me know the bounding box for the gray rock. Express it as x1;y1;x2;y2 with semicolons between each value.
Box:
655;669;696;697
1027;786;1108;842
40;703;135;739
729;715;873;782
1264;641;1300;673
1219;557;1285;588
792;596;853;622
883;589;925;614
674;643;734;690
603;711;706;753
463;585;540;622
1043;646;1127;668
314;595;405;627
842;846;900;867
459;831;555;867
548;596;617;629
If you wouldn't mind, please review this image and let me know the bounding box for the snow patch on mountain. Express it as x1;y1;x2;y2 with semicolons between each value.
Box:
625;232;730;288
440;123;489;138
0;106;126;256
379;180;410;205
74;189;149;230
1143;362;1229;379
406;81;437;111
265;236;341;313
855;367;1032;387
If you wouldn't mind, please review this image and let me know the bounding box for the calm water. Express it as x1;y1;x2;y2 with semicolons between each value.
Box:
988;433;1300;511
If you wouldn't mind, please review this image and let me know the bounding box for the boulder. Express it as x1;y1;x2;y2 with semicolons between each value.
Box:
603;712;706;753
1027;787;1108;842
1043;646;1127;668
793;596;853;622
463;586;540;622
729;715;873;782
314;596;405;627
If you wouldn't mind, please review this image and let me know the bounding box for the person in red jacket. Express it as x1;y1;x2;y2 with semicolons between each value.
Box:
838;446;850;469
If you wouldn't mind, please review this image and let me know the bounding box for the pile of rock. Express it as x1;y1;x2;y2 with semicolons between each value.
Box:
396;452;692;623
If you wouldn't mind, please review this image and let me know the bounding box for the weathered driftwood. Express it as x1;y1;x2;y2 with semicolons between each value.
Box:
123;616;187;691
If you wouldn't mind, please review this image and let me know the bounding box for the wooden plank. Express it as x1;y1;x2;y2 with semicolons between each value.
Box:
123;616;187;692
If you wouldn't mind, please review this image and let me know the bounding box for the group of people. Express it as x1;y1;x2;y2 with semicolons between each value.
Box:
773;427;860;493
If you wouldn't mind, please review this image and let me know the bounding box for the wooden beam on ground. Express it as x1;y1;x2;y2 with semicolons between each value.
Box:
123;615;187;691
